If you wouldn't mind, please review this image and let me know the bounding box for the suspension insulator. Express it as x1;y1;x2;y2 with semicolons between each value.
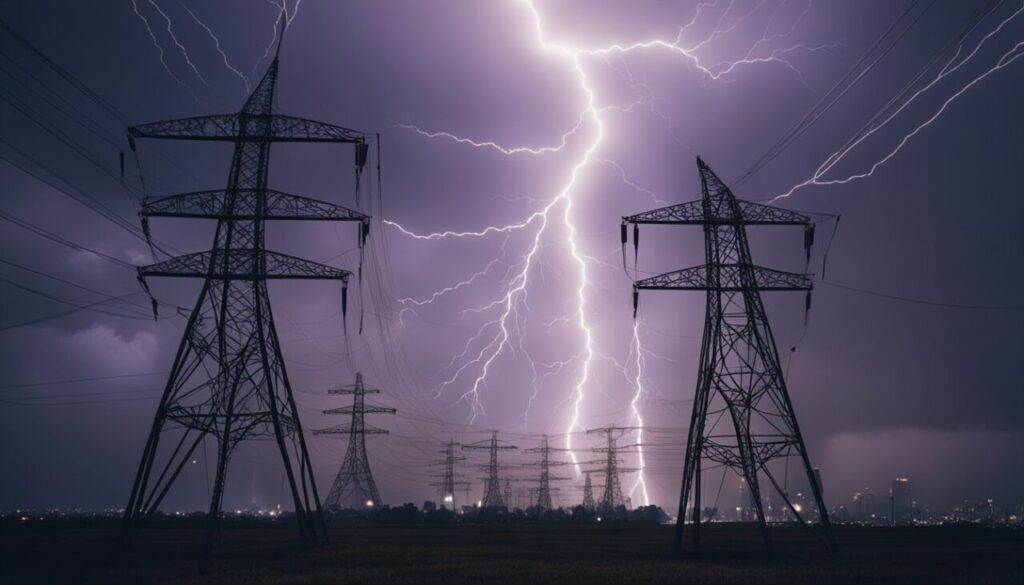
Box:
804;225;815;260
127;132;137;152
804;291;812;325
633;223;640;255
150;299;159;321
356;142;369;169
632;289;639;319
342;285;348;318
620;223;627;245
362;221;371;244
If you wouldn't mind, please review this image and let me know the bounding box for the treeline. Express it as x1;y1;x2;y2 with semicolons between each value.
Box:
324;504;670;525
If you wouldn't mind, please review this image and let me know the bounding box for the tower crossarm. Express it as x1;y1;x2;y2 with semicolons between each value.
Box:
462;444;518;451
623;199;809;226
138;250;351;282
314;424;390;436
523;446;572;453
634;264;811;292
323;405;397;416
141;189;369;223
328;387;381;395
129;113;369;144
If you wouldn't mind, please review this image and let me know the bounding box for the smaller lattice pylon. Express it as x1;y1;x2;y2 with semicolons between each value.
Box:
427;438;467;510
462;431;517;512
523;435;573;510
582;471;596;510
314;372;395;510
586;427;642;512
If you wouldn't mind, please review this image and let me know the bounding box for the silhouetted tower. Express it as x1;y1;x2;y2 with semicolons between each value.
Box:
429;439;466;510
121;19;371;553
624;157;836;555
582;471;596;510
314;373;395;508
587;427;634;511
524;435;571;510
462;431;517;509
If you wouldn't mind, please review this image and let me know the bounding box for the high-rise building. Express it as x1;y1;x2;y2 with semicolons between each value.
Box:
890;477;914;526
852;488;877;523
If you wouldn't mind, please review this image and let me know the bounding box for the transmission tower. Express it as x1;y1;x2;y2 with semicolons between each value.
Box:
462;431;517;509
314;372;395;509
581;471;595;511
523;435;571;510
428;439;468;510
586;427;640;512
121;20;372;553
624;157;836;555
503;478;513;510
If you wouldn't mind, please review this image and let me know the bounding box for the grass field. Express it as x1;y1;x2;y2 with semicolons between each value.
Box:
1;523;1021;584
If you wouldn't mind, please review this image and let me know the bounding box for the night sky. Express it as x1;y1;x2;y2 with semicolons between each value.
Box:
1;0;1022;515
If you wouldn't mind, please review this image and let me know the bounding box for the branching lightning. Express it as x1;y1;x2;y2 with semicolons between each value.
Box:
177;1;252;93
131;0;305;99
144;0;207;86
255;0;303;74
129;0;197;98
389;0;830;490
773;4;1024;201
113;0;1018;508
628;320;650;506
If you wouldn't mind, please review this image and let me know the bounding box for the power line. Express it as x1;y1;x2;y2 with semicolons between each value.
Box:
0;208;135;269
0;88;132;190
732;0;937;188
819;279;1024;311
0;275;151;321
0;150;144;245
0;370;166;391
0;143;182;257
0;56;123;149
0;17;131;123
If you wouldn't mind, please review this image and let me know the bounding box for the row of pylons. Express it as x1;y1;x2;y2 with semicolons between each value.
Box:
118;16;836;561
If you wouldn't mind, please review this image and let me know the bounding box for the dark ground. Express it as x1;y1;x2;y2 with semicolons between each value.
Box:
1;523;1022;584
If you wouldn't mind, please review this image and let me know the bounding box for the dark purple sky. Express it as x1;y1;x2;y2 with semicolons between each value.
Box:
1;0;1022;515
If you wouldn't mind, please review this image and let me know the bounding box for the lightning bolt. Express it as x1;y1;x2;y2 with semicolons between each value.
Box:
628;320;650;506
773;4;1024;200
177;1;252;93
389;0;831;492
144;0;207;85
387;0;835;493
129;0;197;98
255;0;303;74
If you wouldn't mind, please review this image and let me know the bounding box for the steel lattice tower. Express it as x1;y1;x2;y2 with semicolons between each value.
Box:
428;439;467;510
524;435;570;511
581;471;596;511
315;373;395;509
121;24;370;552
586;427;634;512
462;431;517;509
624;157;836;555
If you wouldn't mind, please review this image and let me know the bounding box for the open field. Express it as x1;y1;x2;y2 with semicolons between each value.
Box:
1;523;1022;584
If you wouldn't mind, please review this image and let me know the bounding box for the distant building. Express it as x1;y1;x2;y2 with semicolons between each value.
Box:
890;477;914;526
852;488;876;522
